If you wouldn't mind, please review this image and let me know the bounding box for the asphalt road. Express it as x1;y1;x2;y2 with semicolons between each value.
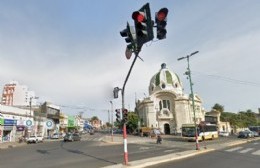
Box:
0;135;188;168
147;141;260;168
0;133;257;168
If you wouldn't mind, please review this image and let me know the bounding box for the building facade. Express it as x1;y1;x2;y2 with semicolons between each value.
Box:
1;81;37;106
136;63;205;134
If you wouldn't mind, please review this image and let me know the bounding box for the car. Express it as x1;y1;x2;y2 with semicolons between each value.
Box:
219;131;229;137
26;135;44;144
63;133;81;142
237;130;253;138
51;133;60;139
251;131;259;137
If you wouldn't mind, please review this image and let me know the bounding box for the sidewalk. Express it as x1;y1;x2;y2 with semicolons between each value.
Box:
0;138;61;150
0;141;26;149
103;137;260;168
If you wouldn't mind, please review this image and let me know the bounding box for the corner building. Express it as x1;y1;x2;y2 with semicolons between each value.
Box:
136;63;205;134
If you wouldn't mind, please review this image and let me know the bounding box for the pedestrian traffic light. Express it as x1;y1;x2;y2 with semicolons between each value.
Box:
122;109;128;123
132;3;154;47
155;8;168;40
115;109;121;122
120;22;136;52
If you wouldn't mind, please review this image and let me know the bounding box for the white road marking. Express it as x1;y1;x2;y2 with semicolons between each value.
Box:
239;148;254;153
225;147;243;152
252;150;260;155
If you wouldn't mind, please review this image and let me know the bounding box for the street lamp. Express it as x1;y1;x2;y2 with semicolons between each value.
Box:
177;51;200;150
29;96;39;116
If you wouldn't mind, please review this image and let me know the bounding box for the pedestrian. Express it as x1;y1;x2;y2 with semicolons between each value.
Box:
156;135;162;144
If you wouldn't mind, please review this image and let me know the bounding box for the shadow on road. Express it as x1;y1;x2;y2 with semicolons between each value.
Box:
59;141;118;165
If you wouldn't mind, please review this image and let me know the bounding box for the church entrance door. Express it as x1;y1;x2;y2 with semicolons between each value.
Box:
164;123;170;134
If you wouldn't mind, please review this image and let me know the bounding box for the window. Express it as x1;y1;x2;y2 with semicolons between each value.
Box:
161;83;166;89
159;100;171;110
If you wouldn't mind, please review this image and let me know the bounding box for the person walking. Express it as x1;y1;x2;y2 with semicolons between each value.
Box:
156;135;162;144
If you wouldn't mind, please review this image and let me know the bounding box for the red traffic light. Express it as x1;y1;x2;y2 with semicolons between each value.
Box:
123;109;128;114
156;8;168;21
132;11;145;22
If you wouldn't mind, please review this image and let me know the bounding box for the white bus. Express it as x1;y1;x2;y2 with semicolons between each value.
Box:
182;123;218;141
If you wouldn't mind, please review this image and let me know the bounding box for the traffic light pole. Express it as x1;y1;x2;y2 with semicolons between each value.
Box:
121;49;140;165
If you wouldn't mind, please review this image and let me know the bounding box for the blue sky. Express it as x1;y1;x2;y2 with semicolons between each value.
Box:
0;0;259;121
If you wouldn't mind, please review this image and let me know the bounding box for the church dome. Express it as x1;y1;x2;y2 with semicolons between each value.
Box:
149;63;183;95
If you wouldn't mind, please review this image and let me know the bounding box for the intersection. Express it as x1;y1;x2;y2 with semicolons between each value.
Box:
0;133;259;168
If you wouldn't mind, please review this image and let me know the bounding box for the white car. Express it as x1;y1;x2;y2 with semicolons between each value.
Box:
26;135;44;144
51;133;60;139
219;131;229;137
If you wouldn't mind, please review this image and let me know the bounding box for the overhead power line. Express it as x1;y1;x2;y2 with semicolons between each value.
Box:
193;71;260;87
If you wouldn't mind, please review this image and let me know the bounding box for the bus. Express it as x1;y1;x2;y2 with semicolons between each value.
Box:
248;126;260;136
181;123;218;141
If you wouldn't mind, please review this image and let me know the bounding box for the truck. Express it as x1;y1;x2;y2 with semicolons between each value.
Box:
26;135;44;144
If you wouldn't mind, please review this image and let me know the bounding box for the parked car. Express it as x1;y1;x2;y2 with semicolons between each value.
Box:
26;135;44;144
237;130;253;138
219;131;229;137
63;133;81;142
251;131;259;137
51;133;60;139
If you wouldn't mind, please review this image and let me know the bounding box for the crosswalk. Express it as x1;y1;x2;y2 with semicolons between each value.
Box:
225;143;260;156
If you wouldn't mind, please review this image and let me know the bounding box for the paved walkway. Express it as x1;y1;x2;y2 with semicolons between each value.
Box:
0;139;60;150
0;141;26;149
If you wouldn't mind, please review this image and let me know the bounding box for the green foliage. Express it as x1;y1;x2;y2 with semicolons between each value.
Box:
126;112;139;133
106;122;112;127
220;109;259;128
212;103;224;113
90;116;99;122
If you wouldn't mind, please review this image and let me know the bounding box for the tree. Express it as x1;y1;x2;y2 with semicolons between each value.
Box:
90;116;99;122
212;103;224;113
126;112;139;134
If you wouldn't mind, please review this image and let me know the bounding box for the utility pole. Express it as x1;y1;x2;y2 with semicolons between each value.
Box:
110;101;114;142
177;51;200;150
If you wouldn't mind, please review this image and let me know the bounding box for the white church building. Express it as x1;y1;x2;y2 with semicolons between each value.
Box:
136;63;206;134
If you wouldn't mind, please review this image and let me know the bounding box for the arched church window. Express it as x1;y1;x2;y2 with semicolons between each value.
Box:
160;100;171;111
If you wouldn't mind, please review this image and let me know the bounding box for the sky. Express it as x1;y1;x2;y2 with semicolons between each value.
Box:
0;0;259;122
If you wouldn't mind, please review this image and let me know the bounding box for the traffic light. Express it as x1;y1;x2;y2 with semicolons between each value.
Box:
120;22;136;52
113;87;120;99
132;3;154;47
122;109;128;123
115;109;121;122
155;8;168;40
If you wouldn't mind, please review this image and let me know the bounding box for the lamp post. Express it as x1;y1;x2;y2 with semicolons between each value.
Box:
177;51;200;150
110;101;114;142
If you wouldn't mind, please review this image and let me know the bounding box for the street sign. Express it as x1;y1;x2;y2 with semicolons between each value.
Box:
125;47;132;59
45;119;54;130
